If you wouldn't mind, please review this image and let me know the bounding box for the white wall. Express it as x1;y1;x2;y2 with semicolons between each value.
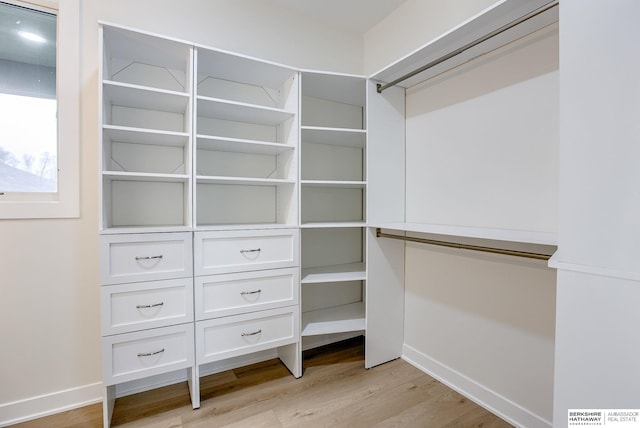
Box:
553;1;640;426
405;24;558;234
0;1;363;425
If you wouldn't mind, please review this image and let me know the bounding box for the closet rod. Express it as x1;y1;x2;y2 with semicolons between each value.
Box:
375;228;551;261
376;0;559;93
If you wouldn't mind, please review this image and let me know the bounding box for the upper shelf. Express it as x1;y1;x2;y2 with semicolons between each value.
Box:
372;222;557;246
370;0;558;89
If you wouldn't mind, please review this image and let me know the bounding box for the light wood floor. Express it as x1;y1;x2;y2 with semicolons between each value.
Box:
13;337;512;428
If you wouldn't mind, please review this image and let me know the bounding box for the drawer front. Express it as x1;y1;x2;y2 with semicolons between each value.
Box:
101;278;194;336
196;307;298;364
194;229;298;276
195;268;298;320
100;232;193;284
102;324;194;386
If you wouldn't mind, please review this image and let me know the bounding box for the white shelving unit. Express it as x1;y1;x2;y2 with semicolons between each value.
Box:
98;24;197;428
194;46;298;229
99;25;193;232
299;71;368;348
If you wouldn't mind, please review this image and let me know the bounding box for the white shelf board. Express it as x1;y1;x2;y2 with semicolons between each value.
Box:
301;263;366;284
301;180;366;189
197;96;294;125
196;135;294;155
196;175;295;186
370;0;558;89
196;46;297;90
99;225;192;235
301;71;366;108
103;80;189;113
103;125;189;147
301;222;366;229
195;223;297;232
301;302;365;337
301;127;366;148
373;222;557;246
102;171;190;183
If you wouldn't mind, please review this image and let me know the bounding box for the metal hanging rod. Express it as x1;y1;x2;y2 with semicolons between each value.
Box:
376;0;559;93
376;228;551;261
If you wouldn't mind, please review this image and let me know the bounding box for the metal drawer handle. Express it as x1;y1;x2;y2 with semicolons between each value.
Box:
240;248;261;254
241;329;262;337
136;302;164;309
135;255;163;261
240;289;262;295
137;348;165;357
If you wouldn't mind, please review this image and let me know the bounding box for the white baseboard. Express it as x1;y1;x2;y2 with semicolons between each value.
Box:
0;382;103;427
402;344;552;428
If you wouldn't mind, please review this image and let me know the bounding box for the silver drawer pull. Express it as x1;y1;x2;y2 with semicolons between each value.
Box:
137;348;165;357
241;329;262;337
136;302;164;309
240;289;262;295
240;248;261;254
135;255;163;261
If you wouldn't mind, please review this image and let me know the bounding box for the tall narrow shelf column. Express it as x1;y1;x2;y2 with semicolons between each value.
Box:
192;46;301;379
98;23;197;428
299;71;368;352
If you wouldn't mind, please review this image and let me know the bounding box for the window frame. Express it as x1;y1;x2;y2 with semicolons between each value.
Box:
0;0;80;219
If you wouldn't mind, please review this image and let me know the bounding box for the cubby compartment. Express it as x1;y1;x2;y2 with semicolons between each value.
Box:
102;176;189;229
102;26;191;93
103;126;189;175
196;182;296;227
301;183;365;225
301;72;367;130
196;47;297;110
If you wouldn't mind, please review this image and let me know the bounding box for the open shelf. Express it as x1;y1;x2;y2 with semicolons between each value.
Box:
301;302;365;337
103;80;190;113
104;125;189;147
371;0;558;89
301;126;366;149
196;176;295;186
301;222;367;229
197;96;294;126
196;135;294;155
301;263;366;284
102;171;190;182
301;180;366;189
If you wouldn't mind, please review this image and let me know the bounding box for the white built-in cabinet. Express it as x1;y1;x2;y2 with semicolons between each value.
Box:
98;22;386;428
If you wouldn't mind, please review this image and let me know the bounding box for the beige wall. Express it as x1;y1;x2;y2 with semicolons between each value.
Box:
0;0;363;423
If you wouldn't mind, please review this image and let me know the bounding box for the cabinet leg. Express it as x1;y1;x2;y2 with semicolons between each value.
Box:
188;366;200;409
103;385;115;428
277;342;302;378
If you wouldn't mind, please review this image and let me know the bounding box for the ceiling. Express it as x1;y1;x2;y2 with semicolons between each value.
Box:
0;2;56;67
267;0;408;33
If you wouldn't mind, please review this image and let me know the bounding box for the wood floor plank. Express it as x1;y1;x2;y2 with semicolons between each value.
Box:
12;337;512;428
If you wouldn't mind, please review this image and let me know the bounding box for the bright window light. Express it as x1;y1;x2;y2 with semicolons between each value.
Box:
0;93;58;192
18;30;46;43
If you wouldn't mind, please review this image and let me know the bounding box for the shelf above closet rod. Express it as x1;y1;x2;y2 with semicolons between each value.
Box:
375;228;551;261
374;0;558;93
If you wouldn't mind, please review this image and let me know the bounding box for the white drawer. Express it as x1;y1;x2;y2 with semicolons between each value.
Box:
196;307;298;364
195;268;298;320
101;278;194;336
100;232;193;284
102;324;194;386
194;229;298;276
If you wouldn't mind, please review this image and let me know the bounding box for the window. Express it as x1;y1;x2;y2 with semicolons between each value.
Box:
0;0;79;219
